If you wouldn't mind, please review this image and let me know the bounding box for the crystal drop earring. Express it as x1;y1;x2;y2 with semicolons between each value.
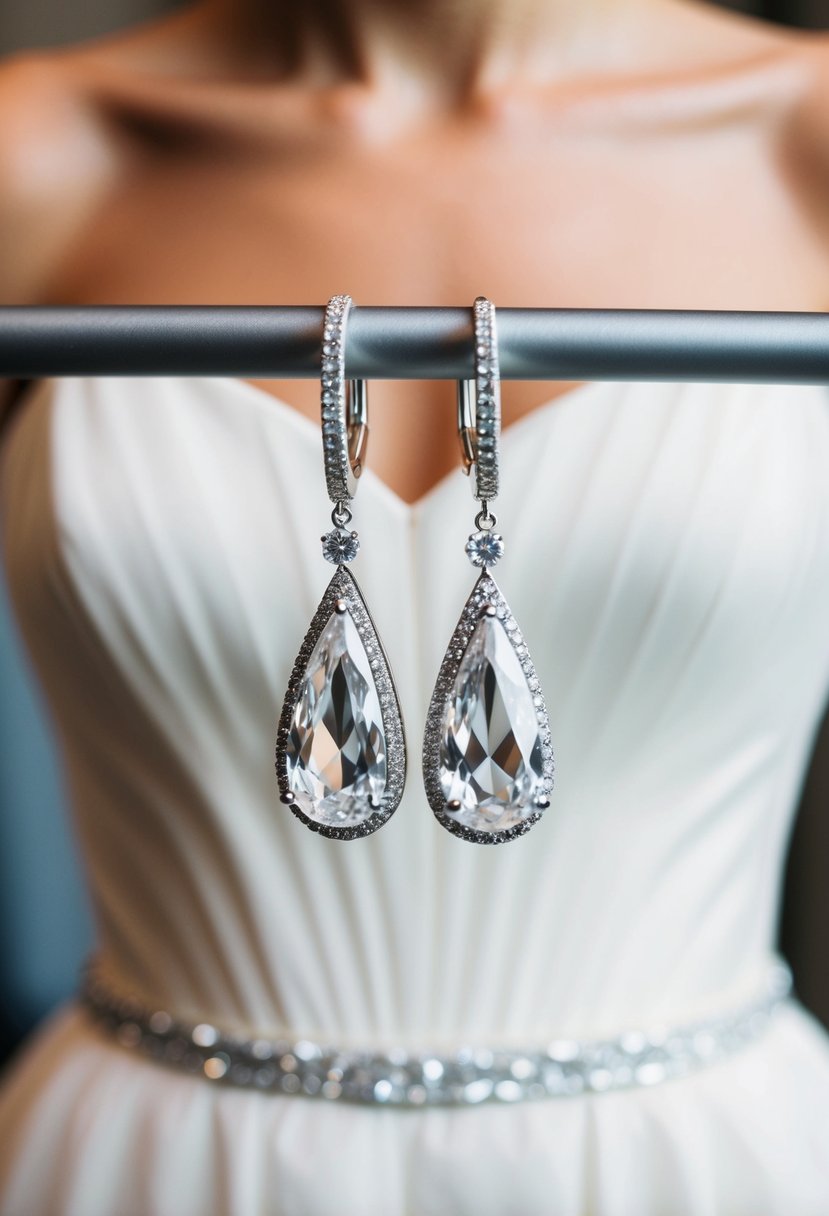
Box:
422;296;555;844
275;294;406;839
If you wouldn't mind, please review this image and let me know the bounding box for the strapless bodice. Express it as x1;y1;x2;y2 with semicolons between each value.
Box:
2;373;829;1048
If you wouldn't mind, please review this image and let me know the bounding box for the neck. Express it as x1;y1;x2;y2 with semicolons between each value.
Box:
205;0;658;104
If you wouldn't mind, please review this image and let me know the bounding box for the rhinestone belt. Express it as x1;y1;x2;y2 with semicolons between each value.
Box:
80;959;793;1107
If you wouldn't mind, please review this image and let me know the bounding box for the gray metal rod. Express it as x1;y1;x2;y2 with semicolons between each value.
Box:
1;305;829;383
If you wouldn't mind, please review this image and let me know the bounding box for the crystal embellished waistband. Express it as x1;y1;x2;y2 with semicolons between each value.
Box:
80;959;793;1107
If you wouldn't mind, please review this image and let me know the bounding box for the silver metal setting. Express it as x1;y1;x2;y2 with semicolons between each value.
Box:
423;572;555;843
321;294;368;503
80;958;794;1107
274;294;406;838
457;296;501;501
427;296;554;843
275;566;406;840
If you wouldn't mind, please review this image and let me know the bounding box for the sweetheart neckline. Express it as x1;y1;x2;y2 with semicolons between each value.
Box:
11;373;611;511
197;373;613;511
21;372;809;513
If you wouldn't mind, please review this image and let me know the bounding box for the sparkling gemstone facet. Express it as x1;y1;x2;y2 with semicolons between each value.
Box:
321;529;360;564
465;530;505;568
286;608;386;825
439;613;544;831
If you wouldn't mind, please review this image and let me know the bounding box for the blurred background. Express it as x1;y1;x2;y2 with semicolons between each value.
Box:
1;0;829;56
1;0;828;1070
1;0;828;56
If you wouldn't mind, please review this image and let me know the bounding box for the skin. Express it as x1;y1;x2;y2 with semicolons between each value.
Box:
2;0;829;502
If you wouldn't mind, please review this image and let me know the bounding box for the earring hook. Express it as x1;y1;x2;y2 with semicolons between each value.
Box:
321;294;369;502
455;295;501;502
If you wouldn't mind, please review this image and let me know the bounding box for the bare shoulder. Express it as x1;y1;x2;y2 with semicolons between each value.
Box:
0;2;220;302
782;28;829;178
0;48;113;303
0;14;201;419
0;53;85;419
0;47;119;420
580;4;829;301
634;1;829;118
768;27;829;289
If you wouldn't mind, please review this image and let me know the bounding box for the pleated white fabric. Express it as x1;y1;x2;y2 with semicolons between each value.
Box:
1;373;829;1215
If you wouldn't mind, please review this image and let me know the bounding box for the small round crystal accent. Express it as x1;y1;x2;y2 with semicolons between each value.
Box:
321;529;360;564
465;530;505;568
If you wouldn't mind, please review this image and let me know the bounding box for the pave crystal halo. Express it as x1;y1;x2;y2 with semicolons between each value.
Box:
274;294;406;839
422;296;555;844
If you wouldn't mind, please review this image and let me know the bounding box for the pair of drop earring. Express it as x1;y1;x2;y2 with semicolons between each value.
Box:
275;294;555;845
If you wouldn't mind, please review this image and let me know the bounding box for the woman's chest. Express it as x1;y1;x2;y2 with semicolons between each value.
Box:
45;86;828;314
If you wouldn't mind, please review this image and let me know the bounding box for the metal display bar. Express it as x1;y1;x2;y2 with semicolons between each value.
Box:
1;305;829;383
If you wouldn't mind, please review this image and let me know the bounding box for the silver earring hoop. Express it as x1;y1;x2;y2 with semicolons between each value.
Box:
456;307;500;502
274;294;407;840
422;296;555;844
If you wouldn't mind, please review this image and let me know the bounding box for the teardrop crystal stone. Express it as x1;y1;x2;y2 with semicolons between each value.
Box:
423;574;554;842
276;568;406;839
286;606;386;823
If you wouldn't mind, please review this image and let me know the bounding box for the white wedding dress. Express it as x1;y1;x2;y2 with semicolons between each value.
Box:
1;373;829;1216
